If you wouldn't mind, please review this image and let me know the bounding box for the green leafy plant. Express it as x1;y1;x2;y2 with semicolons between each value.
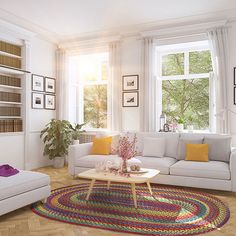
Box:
177;118;184;124
70;123;86;140
40;119;72;160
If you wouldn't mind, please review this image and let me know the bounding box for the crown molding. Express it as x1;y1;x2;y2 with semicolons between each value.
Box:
140;19;228;38
0;8;58;44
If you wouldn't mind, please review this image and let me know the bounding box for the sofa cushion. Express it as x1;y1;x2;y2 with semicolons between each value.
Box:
76;155;141;168
0;171;50;201
143;137;166;157
170;160;230;180
185;144;209;162
133;132;179;158
203;136;231;162
136;156;177;175
177;138;203;160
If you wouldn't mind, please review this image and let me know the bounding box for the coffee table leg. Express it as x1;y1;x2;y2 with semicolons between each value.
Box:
146;181;153;195
86;179;95;201
131;183;137;208
107;180;111;190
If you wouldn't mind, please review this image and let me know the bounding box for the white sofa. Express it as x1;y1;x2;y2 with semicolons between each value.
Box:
0;170;51;216
68;132;236;191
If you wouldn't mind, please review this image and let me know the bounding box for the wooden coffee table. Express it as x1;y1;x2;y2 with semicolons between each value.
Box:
78;168;160;208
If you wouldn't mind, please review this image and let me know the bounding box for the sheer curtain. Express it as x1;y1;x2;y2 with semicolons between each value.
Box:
56;48;70;120
108;41;122;131
207;27;229;133
140;37;156;132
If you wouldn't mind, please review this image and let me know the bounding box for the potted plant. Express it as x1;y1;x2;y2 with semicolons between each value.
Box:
177;118;184;132
40;119;73;168
70;123;86;144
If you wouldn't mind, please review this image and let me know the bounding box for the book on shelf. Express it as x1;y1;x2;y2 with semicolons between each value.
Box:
0;41;21;57
0;55;21;69
0;107;21;116
0;91;21;102
0;74;21;87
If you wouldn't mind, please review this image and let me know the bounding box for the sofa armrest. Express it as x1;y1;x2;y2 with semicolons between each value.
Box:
230;147;236;191
68;142;93;176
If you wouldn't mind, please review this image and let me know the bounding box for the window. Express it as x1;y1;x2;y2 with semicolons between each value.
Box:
69;52;109;129
156;41;213;130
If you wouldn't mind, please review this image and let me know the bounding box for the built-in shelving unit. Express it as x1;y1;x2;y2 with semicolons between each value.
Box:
0;40;26;133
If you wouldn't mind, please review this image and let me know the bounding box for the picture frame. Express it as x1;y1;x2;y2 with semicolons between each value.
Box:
45;77;56;93
122;91;139;107
234;87;236;105
122;75;139;91
32;92;44;109
32;74;44;92
45;94;56;110
234;67;236;86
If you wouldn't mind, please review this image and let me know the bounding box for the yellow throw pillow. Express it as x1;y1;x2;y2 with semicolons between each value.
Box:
91;136;113;155
185;144;209;162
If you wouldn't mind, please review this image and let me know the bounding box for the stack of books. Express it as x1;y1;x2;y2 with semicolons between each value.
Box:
0;41;21;56
0;74;21;87
0;119;22;132
0;55;21;69
0;107;21;116
0;91;21;103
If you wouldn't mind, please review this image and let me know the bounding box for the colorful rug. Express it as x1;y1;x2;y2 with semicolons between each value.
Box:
32;183;230;235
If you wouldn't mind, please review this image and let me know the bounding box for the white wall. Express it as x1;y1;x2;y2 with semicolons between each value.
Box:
26;37;56;170
121;38;141;131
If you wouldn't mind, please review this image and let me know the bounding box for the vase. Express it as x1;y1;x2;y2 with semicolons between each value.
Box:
121;159;128;173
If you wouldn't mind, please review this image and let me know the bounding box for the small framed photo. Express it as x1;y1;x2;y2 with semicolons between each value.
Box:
45;77;56;93
234;87;236;105
32;74;44;92
122;75;139;91
234;67;236;85
122;91;139;107
45;94;56;110
32;93;44;109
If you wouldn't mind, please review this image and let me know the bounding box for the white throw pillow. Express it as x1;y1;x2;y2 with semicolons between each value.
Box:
143;137;166;157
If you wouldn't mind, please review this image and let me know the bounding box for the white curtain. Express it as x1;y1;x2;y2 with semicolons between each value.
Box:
207;27;229;133
56;48;70;120
108;41;122;131
141;37;156;132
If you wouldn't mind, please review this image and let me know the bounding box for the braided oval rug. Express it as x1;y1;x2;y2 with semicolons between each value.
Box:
32;183;230;236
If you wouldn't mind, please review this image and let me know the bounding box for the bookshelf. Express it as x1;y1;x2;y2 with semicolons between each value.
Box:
0;40;26;133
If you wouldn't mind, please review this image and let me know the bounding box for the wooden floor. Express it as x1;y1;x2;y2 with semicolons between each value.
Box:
0;166;236;236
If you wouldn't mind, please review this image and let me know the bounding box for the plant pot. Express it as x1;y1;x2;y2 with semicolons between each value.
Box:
177;124;184;132
73;139;80;145
53;156;65;168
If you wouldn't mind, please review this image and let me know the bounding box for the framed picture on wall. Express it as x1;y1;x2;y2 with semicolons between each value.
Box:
32;74;44;92
122;91;139;107
234;67;236;85
122;75;139;91
45;77;56;93
32;92;44;109
45;94;56;110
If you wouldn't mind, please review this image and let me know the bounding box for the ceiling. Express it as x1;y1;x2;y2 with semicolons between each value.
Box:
0;0;236;42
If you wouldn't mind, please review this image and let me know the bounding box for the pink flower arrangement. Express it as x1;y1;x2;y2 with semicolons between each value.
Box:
117;134;137;161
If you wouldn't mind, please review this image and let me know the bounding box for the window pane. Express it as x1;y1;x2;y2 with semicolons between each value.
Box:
189;50;212;74
162;78;209;130
84;84;107;128
162;53;184;76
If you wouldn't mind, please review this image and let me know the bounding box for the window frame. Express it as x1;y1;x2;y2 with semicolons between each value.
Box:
69;52;109;131
156;41;214;132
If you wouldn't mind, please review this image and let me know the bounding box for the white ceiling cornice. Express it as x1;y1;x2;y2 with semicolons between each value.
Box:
0;8;59;44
